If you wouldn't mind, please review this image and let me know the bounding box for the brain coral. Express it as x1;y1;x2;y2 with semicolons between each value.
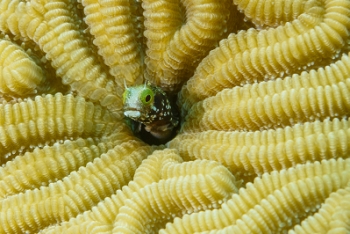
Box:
0;0;349;233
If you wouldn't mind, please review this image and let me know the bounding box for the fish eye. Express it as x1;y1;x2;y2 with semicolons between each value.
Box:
140;88;154;105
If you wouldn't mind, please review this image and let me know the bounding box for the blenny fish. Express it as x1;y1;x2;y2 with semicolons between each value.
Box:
122;83;179;142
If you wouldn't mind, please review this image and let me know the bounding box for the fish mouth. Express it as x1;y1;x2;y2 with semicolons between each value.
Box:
124;110;141;118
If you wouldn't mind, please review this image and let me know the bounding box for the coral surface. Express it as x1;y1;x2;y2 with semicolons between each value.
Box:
0;0;349;233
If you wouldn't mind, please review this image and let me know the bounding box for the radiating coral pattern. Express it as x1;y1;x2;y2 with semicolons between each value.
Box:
0;0;349;233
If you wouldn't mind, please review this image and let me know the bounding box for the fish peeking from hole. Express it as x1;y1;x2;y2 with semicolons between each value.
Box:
122;83;179;144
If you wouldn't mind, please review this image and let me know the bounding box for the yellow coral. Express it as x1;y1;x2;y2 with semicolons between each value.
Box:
291;187;350;234
160;158;350;233
0;0;349;233
82;0;143;86
0;39;44;95
0;128;134;197
42;149;240;233
170;118;350;177
0;0;123;115
234;0;320;27
0;93;118;162
0;140;154;233
143;0;230;91
179;0;350;109
112;154;239;233
181;53;350;132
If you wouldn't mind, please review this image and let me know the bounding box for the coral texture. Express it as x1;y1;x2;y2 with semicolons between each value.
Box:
0;0;349;233
0;39;44;95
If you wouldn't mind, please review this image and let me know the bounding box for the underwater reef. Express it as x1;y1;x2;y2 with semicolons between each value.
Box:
0;0;350;233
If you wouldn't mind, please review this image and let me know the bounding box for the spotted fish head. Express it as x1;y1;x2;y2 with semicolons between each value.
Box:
123;84;172;124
